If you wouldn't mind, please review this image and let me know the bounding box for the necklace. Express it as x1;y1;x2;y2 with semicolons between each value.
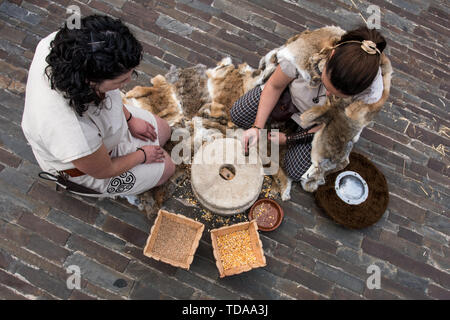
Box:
312;82;326;104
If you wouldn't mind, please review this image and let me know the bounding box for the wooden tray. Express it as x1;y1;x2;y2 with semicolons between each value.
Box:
210;221;266;278
143;209;204;269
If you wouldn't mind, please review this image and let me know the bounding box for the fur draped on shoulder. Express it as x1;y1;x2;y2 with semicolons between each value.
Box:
258;25;346;88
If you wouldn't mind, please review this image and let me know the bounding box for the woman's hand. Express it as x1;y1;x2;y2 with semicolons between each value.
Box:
128;116;157;142
242;128;260;153
140;145;165;164
268;131;287;145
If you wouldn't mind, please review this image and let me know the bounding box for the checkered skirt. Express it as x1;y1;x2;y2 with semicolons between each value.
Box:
230;86;312;181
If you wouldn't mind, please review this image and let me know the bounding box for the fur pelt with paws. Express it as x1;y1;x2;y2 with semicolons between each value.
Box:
299;54;393;192
122;25;393;216
254;25;393;193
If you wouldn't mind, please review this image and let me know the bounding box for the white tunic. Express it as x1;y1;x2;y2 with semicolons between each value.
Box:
22;32;164;196
278;58;384;124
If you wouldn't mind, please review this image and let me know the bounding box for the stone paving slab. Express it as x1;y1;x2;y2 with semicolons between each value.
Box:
0;0;449;300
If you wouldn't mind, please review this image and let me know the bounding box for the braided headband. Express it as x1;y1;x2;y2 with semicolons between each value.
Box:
333;40;381;55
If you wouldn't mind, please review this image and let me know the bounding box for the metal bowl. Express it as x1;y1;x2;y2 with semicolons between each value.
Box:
334;171;369;205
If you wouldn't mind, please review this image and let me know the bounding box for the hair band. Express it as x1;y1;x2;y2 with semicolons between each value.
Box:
333;40;381;55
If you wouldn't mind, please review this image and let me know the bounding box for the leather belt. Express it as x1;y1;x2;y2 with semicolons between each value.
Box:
61;168;86;178
62;150;113;178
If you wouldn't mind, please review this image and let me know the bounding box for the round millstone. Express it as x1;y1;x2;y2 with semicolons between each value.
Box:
191;138;264;216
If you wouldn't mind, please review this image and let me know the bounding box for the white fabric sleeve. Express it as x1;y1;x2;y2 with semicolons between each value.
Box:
278;59;298;79
37;106;102;163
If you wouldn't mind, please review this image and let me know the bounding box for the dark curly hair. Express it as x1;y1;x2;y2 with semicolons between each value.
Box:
45;15;143;116
326;26;387;96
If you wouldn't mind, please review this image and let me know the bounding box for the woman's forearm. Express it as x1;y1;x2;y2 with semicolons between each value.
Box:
253;64;293;128
72;144;146;180
253;84;284;128
105;150;145;178
88;150;144;180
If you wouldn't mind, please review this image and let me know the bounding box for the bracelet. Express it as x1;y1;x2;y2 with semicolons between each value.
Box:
251;124;263;130
126;112;132;122
286;131;315;147
137;147;146;164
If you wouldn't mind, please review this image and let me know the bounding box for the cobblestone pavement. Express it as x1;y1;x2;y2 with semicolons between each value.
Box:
0;0;449;300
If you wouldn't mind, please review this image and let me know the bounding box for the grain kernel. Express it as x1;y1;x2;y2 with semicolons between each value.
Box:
217;229;257;270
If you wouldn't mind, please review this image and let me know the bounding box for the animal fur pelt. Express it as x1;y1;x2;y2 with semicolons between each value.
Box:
123;57;271;215
123;25;393;216
300;54;393;192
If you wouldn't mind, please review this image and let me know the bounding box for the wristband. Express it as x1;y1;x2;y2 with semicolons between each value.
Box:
286;131;314;147
137;147;146;164
126;112;132;122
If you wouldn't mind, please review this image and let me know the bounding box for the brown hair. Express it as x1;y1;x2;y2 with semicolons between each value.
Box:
325;26;387;96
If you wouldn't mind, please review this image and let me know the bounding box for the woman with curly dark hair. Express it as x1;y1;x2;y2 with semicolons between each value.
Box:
22;15;175;196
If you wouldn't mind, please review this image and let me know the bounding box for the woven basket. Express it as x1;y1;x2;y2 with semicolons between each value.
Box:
143;209;204;269
211;220;266;278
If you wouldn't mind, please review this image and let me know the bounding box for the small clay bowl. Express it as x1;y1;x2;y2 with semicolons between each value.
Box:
248;199;284;232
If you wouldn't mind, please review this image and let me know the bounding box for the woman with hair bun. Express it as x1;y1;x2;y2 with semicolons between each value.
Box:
230;26;388;181
22;15;175;196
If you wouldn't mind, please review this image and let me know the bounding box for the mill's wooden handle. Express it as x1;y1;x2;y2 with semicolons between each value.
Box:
219;167;235;180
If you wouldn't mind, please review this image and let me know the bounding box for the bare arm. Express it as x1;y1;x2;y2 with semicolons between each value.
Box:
72;144;144;179
123;105;131;121
242;65;294;152
253;65;294;128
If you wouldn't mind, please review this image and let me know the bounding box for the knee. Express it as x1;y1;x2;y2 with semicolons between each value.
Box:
283;166;298;182
156;116;171;146
282;155;304;182
165;154;176;177
155;153;176;186
230;100;248;129
230;101;239;125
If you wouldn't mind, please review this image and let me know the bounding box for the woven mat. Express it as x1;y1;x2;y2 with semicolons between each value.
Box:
315;152;389;229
